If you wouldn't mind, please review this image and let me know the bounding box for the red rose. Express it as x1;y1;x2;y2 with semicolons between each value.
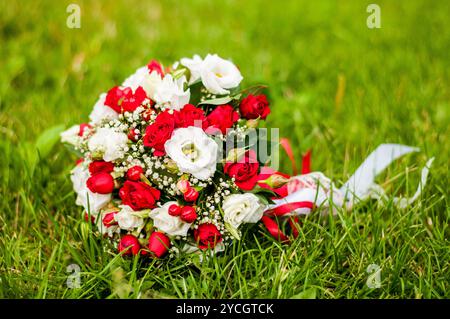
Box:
174;104;206;128
86;172;114;194
194;223;222;250
204;104;239;134
147;60;164;77
224;150;259;190
105;86;131;113
147;231;171;258
121;86;147;113
119;180;161;211
143;111;175;156
89;161;115;175
239;94;270;120
118;234;140;256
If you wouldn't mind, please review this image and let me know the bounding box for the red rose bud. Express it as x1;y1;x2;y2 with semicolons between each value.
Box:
128;129;140;142
78;123;92;136
84;212;95;224
168;204;182;216
183;187;199;202
258;173;290;189
118;234;141;256
239;94;270;120
194;223;222;250
75;158;84;166
176;179;191;193
102;212;118;227
148;231;171;258
180;206;197;223
86;172;114;194
89;161;115;175
126;165;144;181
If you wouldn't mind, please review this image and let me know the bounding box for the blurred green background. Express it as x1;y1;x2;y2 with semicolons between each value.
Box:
0;0;448;298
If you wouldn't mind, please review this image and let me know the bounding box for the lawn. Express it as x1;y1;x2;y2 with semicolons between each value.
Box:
0;0;448;298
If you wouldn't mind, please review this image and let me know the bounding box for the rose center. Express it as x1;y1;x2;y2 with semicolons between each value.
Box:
182;143;200;162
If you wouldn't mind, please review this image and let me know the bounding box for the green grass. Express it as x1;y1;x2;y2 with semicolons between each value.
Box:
0;0;449;298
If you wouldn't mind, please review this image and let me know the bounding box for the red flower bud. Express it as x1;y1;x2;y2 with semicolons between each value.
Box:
180;206;197;223
118;234;141;256
102;212;118;227
126;166;144;181
148;231;171;258
86;172;114;194
128;129;140;142
168;204;182;216
183;187;199;202
177;179;191;193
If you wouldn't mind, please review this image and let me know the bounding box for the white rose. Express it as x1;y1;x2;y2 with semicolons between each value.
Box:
122;66;163;99
222;193;266;229
200;54;243;95
180;54;203;84
70;165;111;215
89;93;119;125
115;205;145;231
87;127;128;162
149;201;192;237
60;125;80;146
153;74;190;111
164;126;218;180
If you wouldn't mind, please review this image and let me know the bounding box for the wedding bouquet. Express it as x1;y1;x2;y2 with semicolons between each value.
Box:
61;54;280;258
61;53;433;258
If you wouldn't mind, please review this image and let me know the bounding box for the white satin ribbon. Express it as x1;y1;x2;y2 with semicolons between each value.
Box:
269;144;434;215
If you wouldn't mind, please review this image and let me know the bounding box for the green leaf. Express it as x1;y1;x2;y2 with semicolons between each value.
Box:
225;222;241;240
199;96;232;105
290;288;317;299
36;124;65;159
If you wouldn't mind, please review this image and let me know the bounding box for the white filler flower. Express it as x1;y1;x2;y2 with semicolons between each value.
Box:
89;93;119;125
164;126;218;180
70;165;111;215
88;127;128;162
149;201;192;237
222;193;266;229
115;205;145;231
153;74;190;111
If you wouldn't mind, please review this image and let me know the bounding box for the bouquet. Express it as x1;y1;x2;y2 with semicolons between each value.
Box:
61;53;433;258
61;54;280;257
